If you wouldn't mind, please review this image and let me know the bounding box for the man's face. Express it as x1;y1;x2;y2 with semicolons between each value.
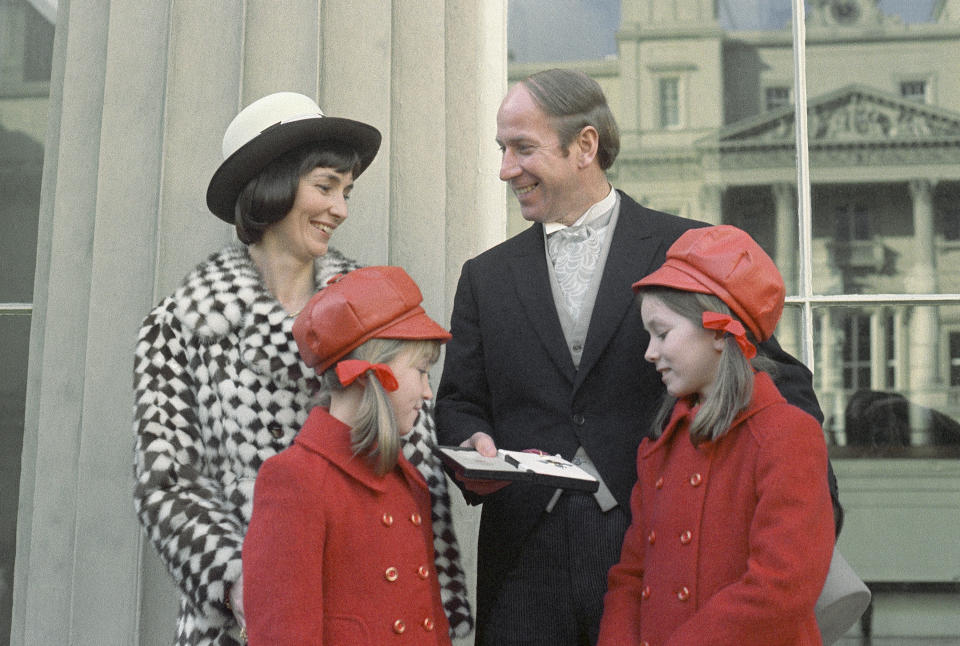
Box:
496;85;588;226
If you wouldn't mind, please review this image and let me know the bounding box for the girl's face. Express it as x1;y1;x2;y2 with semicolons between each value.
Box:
641;294;725;400
263;166;353;262
386;347;435;436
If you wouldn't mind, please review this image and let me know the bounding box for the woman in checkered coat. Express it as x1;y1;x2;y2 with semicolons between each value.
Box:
133;92;472;645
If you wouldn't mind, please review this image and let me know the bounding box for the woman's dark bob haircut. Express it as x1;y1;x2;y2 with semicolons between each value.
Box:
234;141;361;245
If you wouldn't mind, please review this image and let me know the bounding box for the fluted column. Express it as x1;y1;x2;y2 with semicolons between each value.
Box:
12;2;504;644
906;179;939;401
818;309;847;444
698;183;723;225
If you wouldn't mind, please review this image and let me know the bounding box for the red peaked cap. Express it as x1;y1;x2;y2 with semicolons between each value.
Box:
293;266;451;374
632;225;785;342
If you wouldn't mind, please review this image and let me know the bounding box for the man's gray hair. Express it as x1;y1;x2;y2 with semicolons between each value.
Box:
521;68;620;170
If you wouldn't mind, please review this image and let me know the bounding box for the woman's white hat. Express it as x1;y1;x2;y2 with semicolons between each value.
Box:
206;92;381;222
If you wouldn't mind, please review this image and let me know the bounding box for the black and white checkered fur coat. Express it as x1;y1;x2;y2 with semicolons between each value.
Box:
133;244;472;645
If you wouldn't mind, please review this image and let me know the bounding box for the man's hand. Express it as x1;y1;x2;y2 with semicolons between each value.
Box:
460;432;498;456
455;432;510;495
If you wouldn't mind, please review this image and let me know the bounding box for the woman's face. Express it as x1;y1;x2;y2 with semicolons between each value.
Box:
641;294;725;400
264;166;353;262
386;348;435;436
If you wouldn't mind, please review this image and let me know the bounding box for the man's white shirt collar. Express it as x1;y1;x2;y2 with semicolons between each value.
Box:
543;186;616;236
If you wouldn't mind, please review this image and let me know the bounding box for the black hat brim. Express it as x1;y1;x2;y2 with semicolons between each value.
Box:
205;116;381;223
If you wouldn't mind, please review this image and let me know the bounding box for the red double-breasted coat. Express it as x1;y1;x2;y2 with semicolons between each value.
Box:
598;372;834;646
243;407;452;645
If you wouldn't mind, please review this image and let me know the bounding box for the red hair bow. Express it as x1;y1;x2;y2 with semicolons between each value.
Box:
335;359;399;392
702;311;756;359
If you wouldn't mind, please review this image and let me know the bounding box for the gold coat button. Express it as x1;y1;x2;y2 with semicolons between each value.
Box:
680;530;693;545
655;477;664;489
677;586;691;601
410;513;422;526
385;567;399;582
422;618;435;631
417;565;430;579
381;513;394;527
268;425;284;439
647;530;656;545
641;586;651;600
393;619;406;634
689;472;703;487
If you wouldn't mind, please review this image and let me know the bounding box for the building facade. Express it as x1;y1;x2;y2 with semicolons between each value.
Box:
4;0;960;643
510;0;960;637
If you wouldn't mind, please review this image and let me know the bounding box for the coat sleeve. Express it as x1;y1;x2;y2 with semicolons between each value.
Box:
597;449;648;646
244;453;327;645
759;335;844;535
436;259;497;445
132;300;243;622
666;411;835;646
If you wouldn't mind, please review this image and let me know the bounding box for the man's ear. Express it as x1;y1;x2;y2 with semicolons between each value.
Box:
574;125;599;168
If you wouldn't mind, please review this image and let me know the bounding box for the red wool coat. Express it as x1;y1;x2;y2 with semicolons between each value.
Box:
243;407;452;646
598;372;834;646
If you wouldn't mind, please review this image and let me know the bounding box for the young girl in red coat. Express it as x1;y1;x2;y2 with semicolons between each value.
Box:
243;266;455;645
597;225;835;646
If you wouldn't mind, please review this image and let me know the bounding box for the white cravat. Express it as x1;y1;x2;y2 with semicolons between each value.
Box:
545;188;616;320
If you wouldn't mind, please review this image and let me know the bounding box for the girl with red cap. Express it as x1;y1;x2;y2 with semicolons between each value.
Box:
597;225;834;646
243;266;456;645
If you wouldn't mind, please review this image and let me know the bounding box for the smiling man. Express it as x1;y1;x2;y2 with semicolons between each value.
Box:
435;68;837;646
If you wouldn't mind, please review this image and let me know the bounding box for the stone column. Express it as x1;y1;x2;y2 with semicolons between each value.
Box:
818;308;847;444
869;308;886;391
772;183;798;294
906;179;939;402
894;306;909;390
698;183;723;225
771;183;799;355
616;34;640;150
12;2;503;644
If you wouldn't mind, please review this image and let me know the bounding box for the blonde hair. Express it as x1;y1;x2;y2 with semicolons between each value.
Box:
320;338;441;475
638;287;774;444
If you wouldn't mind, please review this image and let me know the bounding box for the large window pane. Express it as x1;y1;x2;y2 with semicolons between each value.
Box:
814;304;960;458
1;1;51;644
0;314;31;646
804;2;953;296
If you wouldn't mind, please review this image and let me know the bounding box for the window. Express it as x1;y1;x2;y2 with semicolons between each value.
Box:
658;77;680;128
900;79;927;103
950;331;960;387
23;4;55;83
0;0;54;96
841;313;872;390
834;202;871;241
1;0;50;637
764;86;791;111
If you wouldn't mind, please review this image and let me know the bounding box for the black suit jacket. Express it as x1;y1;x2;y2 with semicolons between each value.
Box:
435;191;826;629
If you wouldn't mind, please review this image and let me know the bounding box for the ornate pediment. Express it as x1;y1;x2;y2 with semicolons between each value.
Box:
700;84;960;149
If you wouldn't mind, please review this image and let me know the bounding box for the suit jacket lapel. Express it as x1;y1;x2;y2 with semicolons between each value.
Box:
508;224;577;383
575;194;668;390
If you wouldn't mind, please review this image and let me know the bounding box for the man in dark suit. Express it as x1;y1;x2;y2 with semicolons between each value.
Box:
436;68;833;646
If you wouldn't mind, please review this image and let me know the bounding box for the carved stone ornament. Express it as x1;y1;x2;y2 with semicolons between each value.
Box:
711;84;960;146
807;0;900;28
690;84;960;170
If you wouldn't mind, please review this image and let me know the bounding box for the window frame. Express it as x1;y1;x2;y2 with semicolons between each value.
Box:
787;5;960;376
657;75;682;130
764;84;792;112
